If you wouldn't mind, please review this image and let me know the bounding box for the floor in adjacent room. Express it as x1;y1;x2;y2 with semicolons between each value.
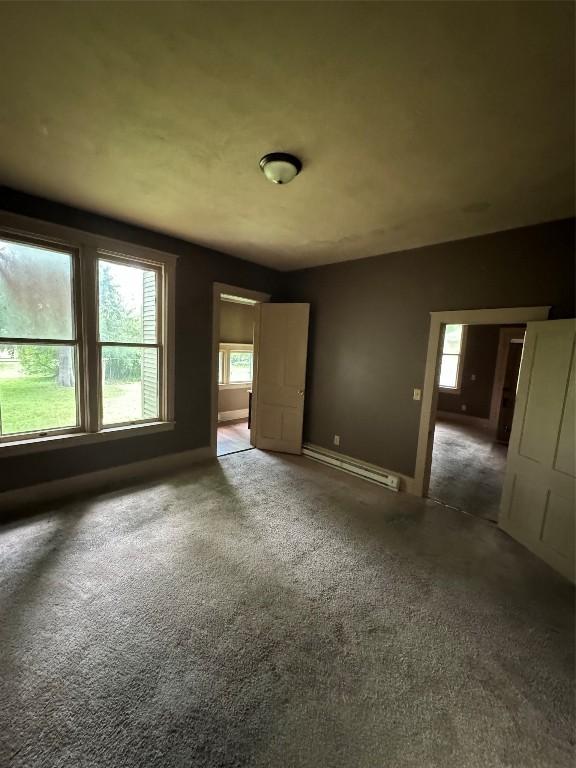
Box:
429;418;508;522
217;418;252;456
0;450;573;768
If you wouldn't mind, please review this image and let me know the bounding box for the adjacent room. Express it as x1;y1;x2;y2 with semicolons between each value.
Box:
0;2;574;768
428;322;526;522
216;293;256;457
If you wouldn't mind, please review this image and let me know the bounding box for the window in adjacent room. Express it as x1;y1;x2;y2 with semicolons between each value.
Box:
218;344;253;386
439;324;467;391
0;229;174;447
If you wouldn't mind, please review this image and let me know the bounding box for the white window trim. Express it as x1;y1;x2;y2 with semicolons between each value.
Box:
218;343;253;387
438;324;468;394
0;211;177;454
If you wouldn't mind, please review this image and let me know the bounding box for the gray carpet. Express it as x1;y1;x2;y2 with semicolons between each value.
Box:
430;419;508;522
0;450;574;768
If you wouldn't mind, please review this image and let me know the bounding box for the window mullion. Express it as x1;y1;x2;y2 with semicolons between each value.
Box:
81;246;100;433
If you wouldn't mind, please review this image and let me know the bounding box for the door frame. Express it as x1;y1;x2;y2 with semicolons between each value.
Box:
413;306;550;497
210;282;270;456
488;326;527;433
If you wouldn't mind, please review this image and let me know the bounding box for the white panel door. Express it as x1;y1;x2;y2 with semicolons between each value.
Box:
499;319;576;582
252;303;310;455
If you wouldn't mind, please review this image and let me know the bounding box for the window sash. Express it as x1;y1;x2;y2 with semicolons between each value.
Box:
438;324;467;392
96;253;164;428
97;342;163;428
0;234;85;442
0;341;83;441
218;343;253;386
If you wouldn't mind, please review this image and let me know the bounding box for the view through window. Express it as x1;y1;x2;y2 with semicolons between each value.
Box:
98;259;159;425
218;345;253;385
0;233;170;442
439;324;465;389
0;239;78;436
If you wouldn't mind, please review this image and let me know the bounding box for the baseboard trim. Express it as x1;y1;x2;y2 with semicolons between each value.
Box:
436;411;493;430
302;443;416;494
0;446;214;513
218;409;249;423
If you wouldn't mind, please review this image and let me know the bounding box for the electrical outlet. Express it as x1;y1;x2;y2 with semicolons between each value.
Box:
461;404;467;412
470;374;476;381
413;388;421;401
333;435;340;447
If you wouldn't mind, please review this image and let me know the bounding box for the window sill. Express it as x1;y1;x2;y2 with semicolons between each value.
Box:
0;421;175;457
439;387;462;395
218;383;252;390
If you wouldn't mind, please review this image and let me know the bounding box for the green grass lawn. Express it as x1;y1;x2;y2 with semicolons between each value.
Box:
0;374;141;436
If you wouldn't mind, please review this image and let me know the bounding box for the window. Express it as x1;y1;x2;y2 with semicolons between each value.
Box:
0;238;79;438
98;258;160;426
218;344;253;386
439;324;467;391
0;225;175;450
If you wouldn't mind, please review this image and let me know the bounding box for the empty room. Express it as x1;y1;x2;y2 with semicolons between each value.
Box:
0;3;574;768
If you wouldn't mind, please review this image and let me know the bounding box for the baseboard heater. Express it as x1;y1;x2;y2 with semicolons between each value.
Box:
302;443;400;492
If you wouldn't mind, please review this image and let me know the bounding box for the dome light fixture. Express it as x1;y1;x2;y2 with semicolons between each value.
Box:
259;152;302;185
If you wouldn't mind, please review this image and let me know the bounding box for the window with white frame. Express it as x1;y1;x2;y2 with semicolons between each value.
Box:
439;324;467;391
0;229;174;446
218;343;253;386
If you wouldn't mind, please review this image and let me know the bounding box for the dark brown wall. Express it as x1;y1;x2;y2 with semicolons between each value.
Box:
0;188;280;493
437;324;502;419
282;219;575;477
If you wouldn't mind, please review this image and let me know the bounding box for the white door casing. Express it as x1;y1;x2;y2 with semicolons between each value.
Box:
252;303;310;455
499;319;576;582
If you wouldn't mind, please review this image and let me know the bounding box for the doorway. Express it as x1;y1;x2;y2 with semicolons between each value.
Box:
211;283;270;457
428;323;526;521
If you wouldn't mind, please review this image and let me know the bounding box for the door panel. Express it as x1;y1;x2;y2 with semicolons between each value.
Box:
500;319;576;582
252;303;310;455
555;357;575;475
541;493;574;558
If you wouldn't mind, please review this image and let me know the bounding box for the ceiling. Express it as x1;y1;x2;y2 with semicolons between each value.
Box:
0;2;573;271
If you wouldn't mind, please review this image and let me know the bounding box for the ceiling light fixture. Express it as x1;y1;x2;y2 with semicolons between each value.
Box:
259;152;302;185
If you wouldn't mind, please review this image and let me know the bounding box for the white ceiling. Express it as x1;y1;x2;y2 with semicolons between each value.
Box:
0;1;573;270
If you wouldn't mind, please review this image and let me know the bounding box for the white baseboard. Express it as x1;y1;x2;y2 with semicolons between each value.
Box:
218;409;249;423
302;443;416;494
0;445;214;513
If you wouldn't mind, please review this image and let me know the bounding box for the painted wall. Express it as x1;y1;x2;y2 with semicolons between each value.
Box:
220;301;254;345
218;301;254;416
282;219;575;478
437;324;503;419
0;189;280;493
1;191;574;493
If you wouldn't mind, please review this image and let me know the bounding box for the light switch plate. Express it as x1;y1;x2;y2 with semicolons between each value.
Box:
413;388;421;401
333;435;340;446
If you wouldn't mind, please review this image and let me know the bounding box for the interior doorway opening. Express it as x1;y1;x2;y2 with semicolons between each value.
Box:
428;323;526;522
211;284;270;458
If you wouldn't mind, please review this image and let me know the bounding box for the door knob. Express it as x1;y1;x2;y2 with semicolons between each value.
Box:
298;389;305;396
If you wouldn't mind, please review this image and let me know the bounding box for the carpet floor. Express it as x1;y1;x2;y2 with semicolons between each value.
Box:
429;419;508;522
0;450;574;768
